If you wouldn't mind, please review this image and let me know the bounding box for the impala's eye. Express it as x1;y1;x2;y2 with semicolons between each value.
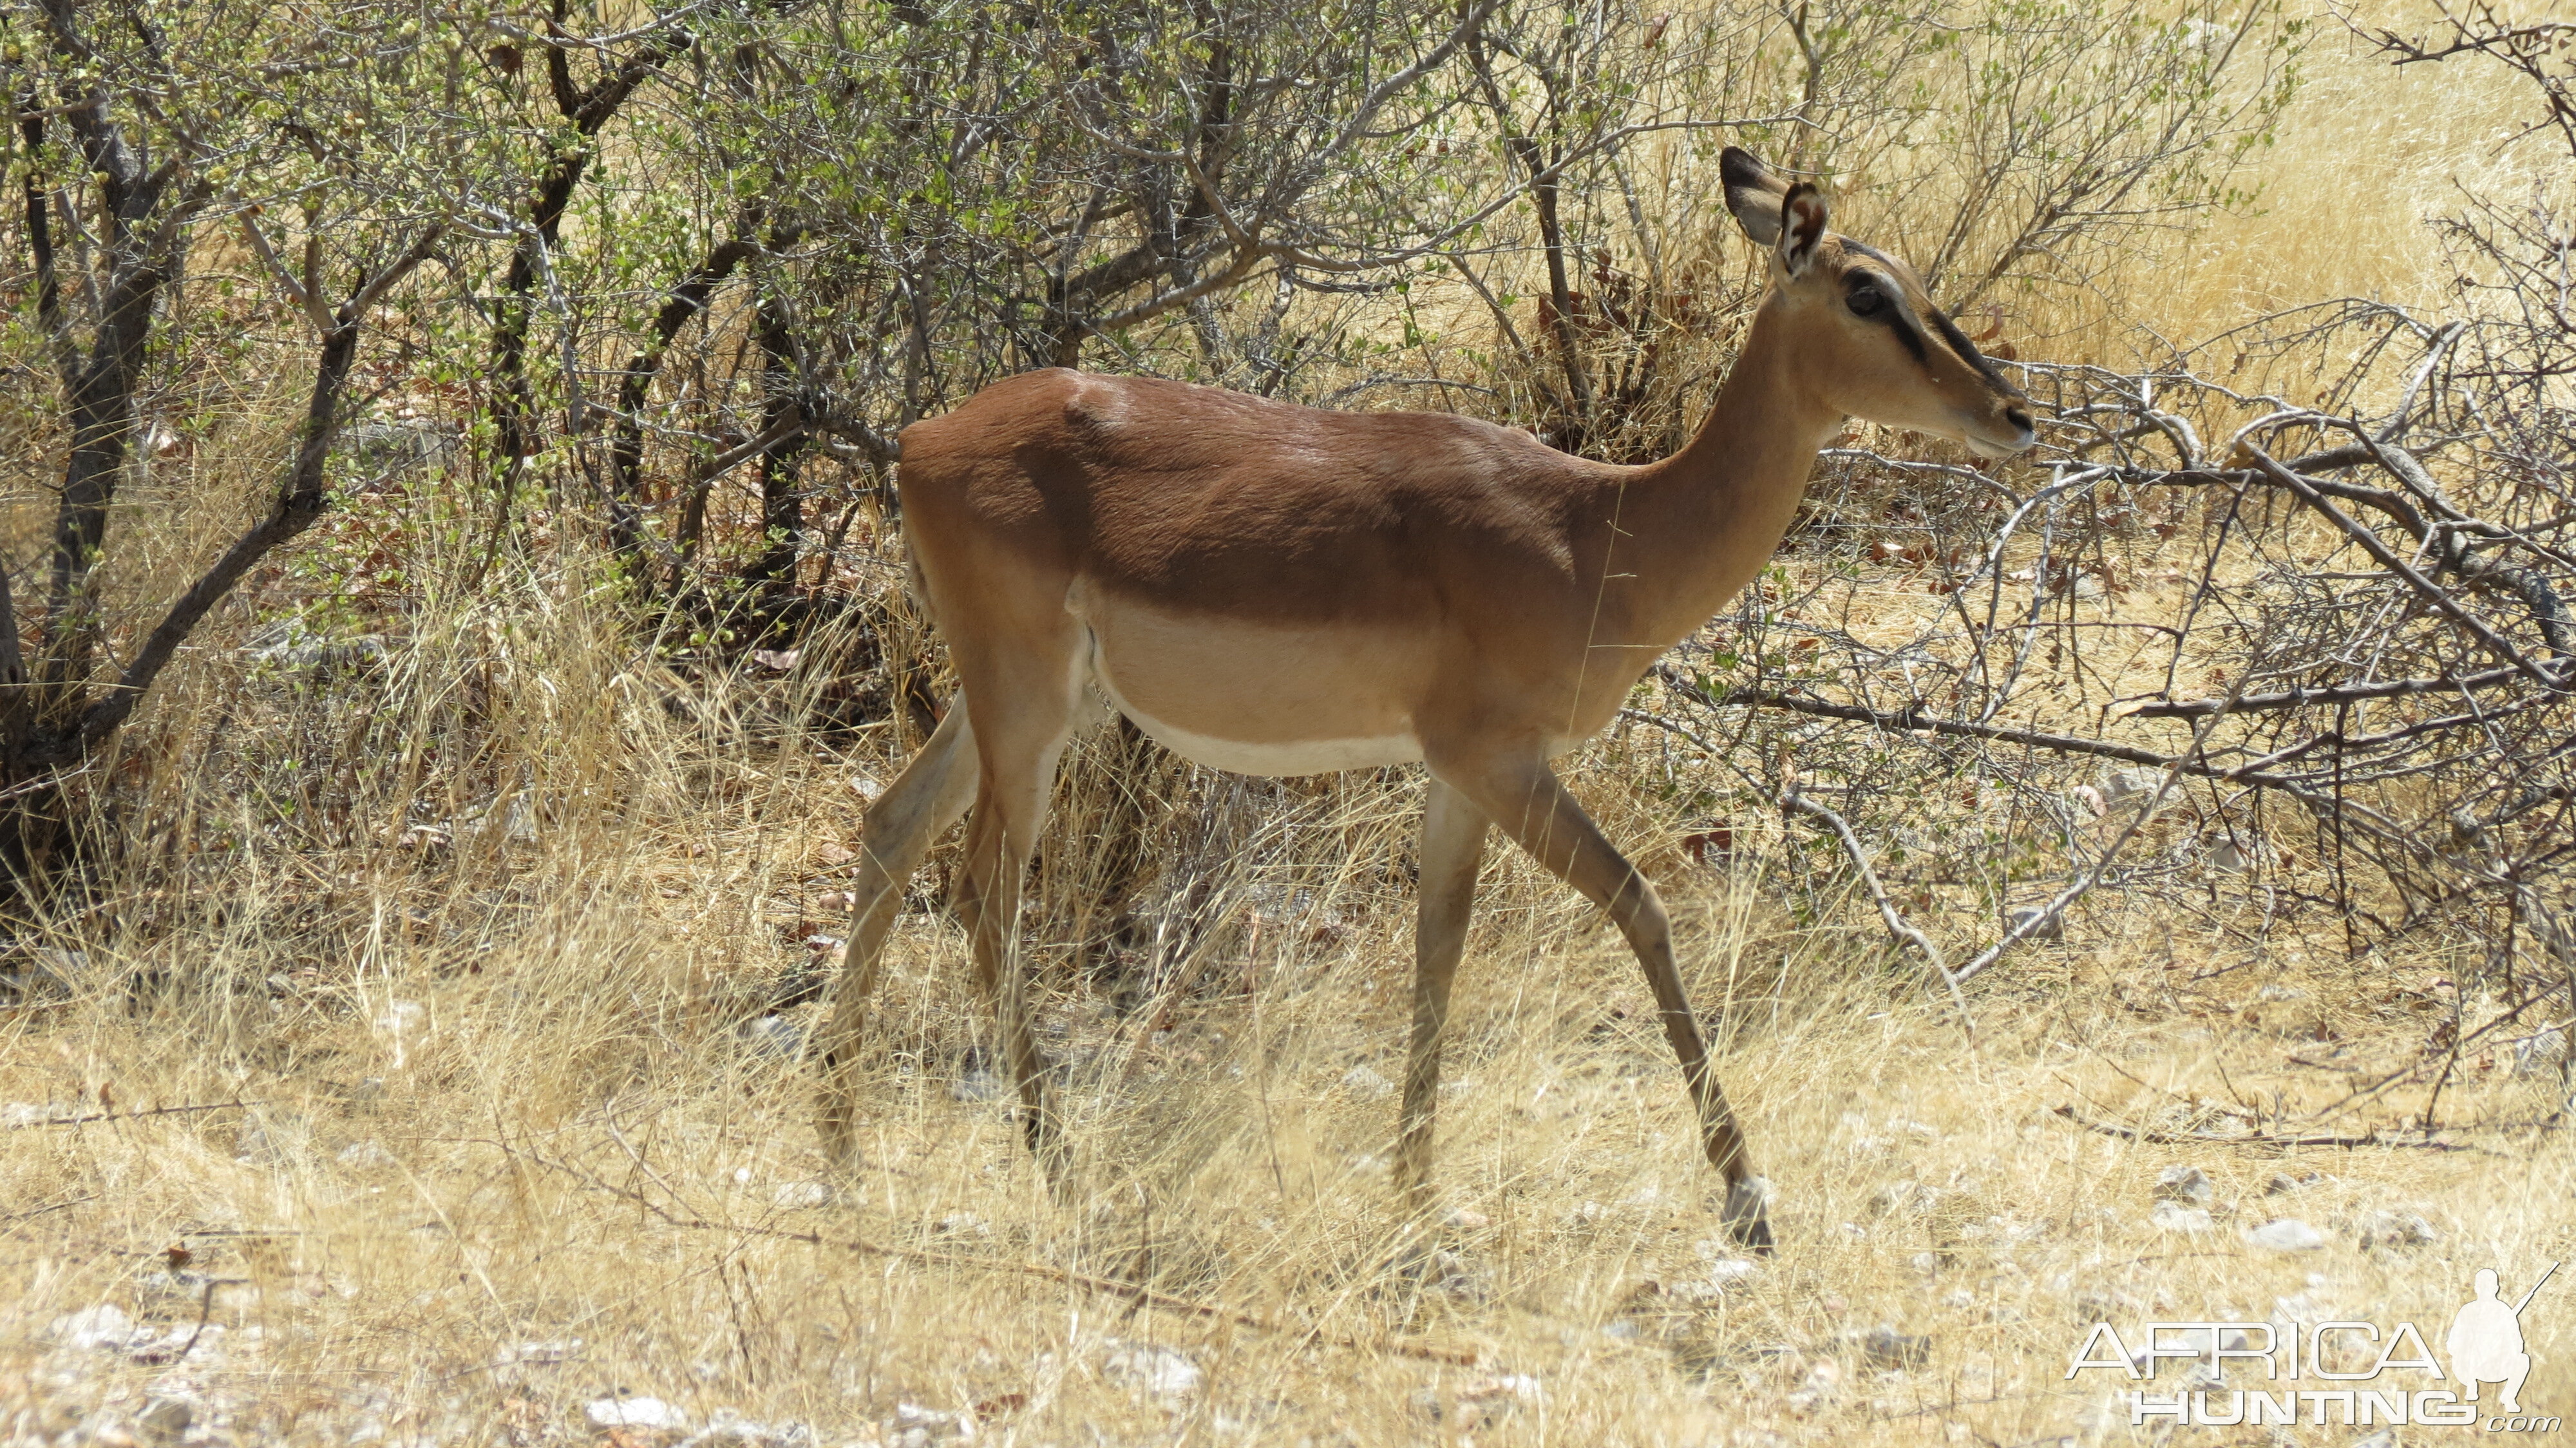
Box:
1848;287;1886;318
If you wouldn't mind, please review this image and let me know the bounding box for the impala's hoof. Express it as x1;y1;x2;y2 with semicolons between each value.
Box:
1723;1175;1776;1255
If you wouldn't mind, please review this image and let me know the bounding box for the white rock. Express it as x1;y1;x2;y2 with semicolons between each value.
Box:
2150;1201;2213;1234
337;1139;397;1169
771;1180;835;1210
138;1395;196;1443
2358;1209;2439;1250
1338;1064;1394;1098
2007;906;2065;941
1453;1371;1544;1427
587;1396;690;1431
890;1403;956;1431
2098;767;2164;804
2244;1218;2325;1252
2514;1024;2568;1076
50;1304;137;1351
742;1015;806;1060
493;1338;583;1366
2154;1165;2213;1204
679;1408;816;1447
1103;1340;1204;1403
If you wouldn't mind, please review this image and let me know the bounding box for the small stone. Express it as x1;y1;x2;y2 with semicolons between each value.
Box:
2256;984;2304;1002
1338;1064;1394;1098
2357;1210;2438;1250
137;1397;194;1443
770;1180;834;1211
1454;1373;1542;1425
50;1304;137;1351
586;1396;689;1433
2150;1200;2213;1233
2008;906;2065;942
1706;1258;1763;1290
2514;1024;2568;1076
1441;1206;1490;1231
2098;767;2164;804
1103;1340;1203;1403
933;1212;989;1237
2154;1165;2213;1204
337;1139;397;1169
2265;1171;2325;1195
493;1338;583;1366
1870;1181;1925;1214
1856;1325;1930;1370
741;1015;805;1061
676;1408;815;1447
2245;1218;2325;1252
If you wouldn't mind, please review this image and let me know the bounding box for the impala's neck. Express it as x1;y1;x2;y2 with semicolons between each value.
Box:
1615;294;1846;649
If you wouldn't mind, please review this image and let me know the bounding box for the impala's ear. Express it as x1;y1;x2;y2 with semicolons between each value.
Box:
1776;182;1829;278
1721;146;1788;245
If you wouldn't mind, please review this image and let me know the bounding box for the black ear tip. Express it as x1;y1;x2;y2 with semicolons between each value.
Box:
1719;146;1768;187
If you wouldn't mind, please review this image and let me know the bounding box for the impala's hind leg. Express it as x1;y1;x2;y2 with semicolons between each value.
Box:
1435;750;1774;1252
947;656;1087;1183
816;696;979;1165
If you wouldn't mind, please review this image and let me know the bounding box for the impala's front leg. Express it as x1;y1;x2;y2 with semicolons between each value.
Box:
1439;751;1775;1252
1395;778;1488;1215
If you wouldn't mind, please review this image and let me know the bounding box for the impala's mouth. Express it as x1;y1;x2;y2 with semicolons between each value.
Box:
1961;406;2038;459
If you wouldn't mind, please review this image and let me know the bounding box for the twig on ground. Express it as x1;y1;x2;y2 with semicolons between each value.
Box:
5;1100;260;1130
2048;1103;2479;1150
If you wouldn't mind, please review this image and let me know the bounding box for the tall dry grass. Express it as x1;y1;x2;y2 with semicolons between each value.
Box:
4;5;2573;1446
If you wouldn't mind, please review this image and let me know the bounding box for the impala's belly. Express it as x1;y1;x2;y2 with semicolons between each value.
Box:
1072;588;1430;778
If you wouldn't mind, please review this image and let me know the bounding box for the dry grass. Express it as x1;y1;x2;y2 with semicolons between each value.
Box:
5;4;2575;1446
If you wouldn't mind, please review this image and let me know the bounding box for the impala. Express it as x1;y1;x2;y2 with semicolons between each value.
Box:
813;148;2035;1250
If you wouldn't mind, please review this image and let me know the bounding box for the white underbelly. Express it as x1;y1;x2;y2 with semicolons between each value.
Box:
1100;683;1423;777
1067;583;1434;778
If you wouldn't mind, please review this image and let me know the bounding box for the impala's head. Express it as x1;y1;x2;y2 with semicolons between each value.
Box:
1721;148;2036;459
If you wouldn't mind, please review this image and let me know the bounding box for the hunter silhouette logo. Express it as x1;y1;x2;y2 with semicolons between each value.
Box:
2452;1264;2553;1416
2068;1261;2559;1431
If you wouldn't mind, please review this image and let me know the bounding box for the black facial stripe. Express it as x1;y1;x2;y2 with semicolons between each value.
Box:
1849;271;1926;363
1927;305;2011;389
